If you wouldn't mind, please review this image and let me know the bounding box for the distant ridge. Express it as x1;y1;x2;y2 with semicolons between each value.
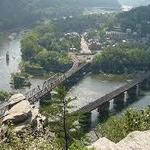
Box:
0;0;121;30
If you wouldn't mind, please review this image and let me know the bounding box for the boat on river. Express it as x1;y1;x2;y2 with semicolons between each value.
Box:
6;51;9;62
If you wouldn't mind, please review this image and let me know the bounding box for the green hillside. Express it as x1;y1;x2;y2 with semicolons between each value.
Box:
0;0;120;30
117;5;150;35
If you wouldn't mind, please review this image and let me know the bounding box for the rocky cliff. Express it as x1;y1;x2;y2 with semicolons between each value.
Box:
0;94;46;140
88;130;150;150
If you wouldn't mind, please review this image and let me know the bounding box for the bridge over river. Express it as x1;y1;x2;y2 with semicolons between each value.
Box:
25;52;93;104
1;48;150;126
75;72;150;120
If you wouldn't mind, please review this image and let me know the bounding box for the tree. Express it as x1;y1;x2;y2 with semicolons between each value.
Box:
92;45;150;74
21;32;39;61
42;85;82;150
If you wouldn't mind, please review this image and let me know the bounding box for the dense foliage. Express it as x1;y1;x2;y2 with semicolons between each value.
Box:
11;73;31;89
41;86;83;149
0;0;120;30
0;0;41;30
55;14;112;33
93;45;150;74
21;23;81;74
0;86;89;150
117;5;150;35
0;91;9;101
0;126;88;150
99;107;150;142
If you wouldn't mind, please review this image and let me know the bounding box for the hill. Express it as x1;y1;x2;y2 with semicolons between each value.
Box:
117;5;150;35
0;0;121;30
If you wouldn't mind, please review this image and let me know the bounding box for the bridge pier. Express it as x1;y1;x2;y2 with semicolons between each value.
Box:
113;93;125;111
109;99;114;111
124;91;129;104
136;84;140;97
97;101;110;119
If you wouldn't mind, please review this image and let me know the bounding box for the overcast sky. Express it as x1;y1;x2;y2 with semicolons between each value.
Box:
119;0;150;7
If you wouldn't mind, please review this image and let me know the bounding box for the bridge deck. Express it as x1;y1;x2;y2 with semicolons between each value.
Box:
76;73;150;114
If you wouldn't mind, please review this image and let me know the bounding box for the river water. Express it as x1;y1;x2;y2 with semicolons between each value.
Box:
0;34;21;91
0;34;45;93
1;33;150;126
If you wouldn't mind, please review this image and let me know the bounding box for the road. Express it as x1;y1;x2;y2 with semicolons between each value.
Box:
80;36;91;54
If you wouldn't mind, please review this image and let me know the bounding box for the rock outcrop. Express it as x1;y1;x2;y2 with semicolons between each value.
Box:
3;100;32;124
7;93;26;108
88;130;150;150
1;94;46;134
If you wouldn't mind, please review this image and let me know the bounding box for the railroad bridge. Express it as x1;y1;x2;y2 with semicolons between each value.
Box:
75;72;150;124
1;52;150;125
25;53;92;104
0;53;92;116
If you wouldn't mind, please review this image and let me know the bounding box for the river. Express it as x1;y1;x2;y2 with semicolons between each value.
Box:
0;34;21;91
1;33;150;127
0;33;45;93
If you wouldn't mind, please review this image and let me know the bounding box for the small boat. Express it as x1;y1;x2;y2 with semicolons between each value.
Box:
6;51;9;62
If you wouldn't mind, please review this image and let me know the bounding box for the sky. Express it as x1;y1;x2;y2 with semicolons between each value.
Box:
119;0;150;7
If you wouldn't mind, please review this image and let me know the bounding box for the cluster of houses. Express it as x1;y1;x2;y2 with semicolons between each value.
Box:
84;25;150;52
62;25;150;53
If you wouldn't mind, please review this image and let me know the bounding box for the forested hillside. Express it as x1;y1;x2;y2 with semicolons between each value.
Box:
0;0;120;30
38;0;121;8
0;0;41;30
117;5;150;35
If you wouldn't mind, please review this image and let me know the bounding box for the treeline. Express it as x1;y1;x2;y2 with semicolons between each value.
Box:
93;45;150;74
21;23;81;75
0;0;41;30
55;14;111;33
0;0;120;31
117;5;150;35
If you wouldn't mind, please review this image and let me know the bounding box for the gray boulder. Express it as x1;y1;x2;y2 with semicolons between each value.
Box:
7;93;26;108
3;100;32;124
2;93;46;135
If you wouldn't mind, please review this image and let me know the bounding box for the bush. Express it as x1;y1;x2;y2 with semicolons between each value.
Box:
99;107;150;143
0;91;9;101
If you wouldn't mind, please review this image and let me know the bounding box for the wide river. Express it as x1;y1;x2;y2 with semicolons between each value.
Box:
1;33;150;126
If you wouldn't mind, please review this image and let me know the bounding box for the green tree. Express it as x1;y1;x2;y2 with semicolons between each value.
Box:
21;32;39;61
93;46;150;74
42;85;82;150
